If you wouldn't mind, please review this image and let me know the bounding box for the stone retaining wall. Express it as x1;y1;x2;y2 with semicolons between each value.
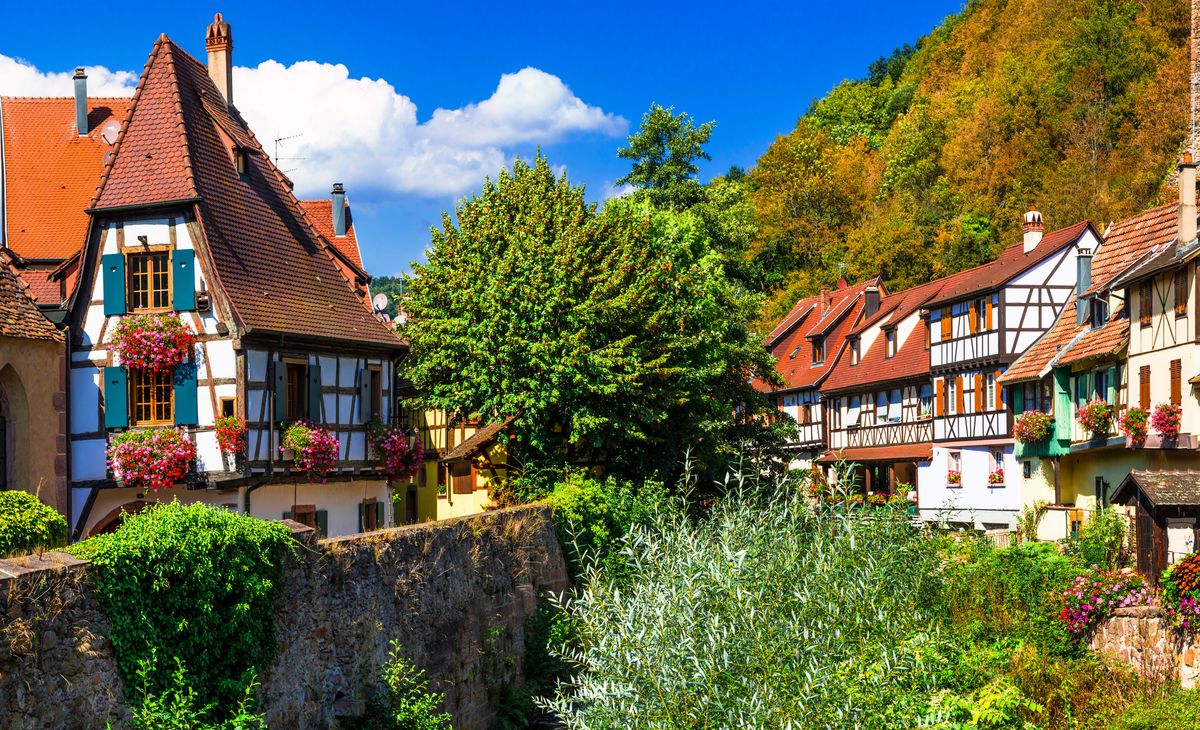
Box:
1090;606;1200;689
0;504;568;729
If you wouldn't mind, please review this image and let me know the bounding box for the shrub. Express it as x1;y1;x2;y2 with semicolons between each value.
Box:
0;490;67;557
1013;411;1053;443
69;501;293;717
1150;402;1182;440
109;313;196;372
107;428;196;491
356;641;451;730
923;676;1044;729
1062;507;1129;569
281;421;339;479
542;479;945;728
1014;500;1049;544
1075;398;1112;435
1113;689;1200;729
215;415;247;457
128;654;266;730
1059;568;1150;637
1119;406;1149;443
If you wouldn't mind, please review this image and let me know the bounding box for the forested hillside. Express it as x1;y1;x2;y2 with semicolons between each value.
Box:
744;0;1189;324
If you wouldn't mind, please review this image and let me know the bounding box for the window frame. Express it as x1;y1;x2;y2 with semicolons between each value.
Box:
1176;268;1189;317
130;367;174;426
284;358;309;423
1139;282;1153;327
811;336;825;365
985;373;996;410
125;247;173;313
367;365;383;421
885;328;896;358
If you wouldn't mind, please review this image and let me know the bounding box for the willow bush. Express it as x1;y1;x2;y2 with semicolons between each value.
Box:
542;478;946;728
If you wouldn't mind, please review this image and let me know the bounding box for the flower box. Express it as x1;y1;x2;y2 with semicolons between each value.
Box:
1151;402;1182;441
1076;398;1112;436
947;470;961;486
1014;410;1054;444
367;422;425;480
1120;406;1149;446
110;313;197;372
988;468;1004;486
107;427;196;491
281;421;339;479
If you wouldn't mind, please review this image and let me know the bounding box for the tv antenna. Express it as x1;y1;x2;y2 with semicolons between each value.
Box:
273;133;306;174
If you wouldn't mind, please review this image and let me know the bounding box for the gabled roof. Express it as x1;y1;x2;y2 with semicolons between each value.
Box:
1113;470;1200;508
926;220;1094;308
1094;203;1183;294
299;199;363;269
440;416;516;463
87;37;400;349
1056;307;1127;366
0;96;131;260
0;252;62;341
760;279;877;393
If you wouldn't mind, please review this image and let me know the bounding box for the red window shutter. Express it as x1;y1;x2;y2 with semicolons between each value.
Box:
968;304;978;334
1171;359;1182;406
941;308;952;340
1176;269;1188;316
955;376;965;413
935;379;945;416
985;299;994;330
994;370;1004;409
1140;283;1152;326
974;373;984;412
1140;366;1151;409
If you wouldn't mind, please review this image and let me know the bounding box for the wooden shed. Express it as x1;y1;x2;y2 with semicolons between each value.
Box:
1111;470;1200;580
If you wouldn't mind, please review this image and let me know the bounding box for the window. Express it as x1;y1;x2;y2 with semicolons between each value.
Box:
885;329;896;358
848;396;861;426
285;362;308;422
919;383;933;417
1091;298;1107;328
948;378;958;415
219;397;236;419
1094;369;1109;403
888;389;902;422
290;504;316;530
367;365;383;421
986;373;996;410
131;368;173;425
991;449;1003;472
801;404;812;425
811;336;825;364
1021;379;1051;414
127;251;171;311
1140;282;1153;327
1075;372;1090;407
831;398;842;429
850;339;860;365
948;450;961;472
362;497;378;531
1176;269;1189;316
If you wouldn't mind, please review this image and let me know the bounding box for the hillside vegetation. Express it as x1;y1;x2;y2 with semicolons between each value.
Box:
745;0;1188;323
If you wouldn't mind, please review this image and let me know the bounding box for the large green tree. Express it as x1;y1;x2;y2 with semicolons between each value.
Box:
617;104;715;210
402;155;784;478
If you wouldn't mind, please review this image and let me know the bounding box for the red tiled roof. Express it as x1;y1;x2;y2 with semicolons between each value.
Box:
1;97;131;260
1087;203;1178;296
817;443;932;464
1056;308;1127;366
299;199;363;269
88;37;400;350
0;252;62;341
15;268;61;304
760;279;877;393
926;221;1094;307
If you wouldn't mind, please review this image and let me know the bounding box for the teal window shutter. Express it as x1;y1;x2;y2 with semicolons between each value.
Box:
315;510;328;537
272;360;286;422
174;364;198;426
102;254;126;316
376;501;385;529
172;249;195;310
307;364;323;422
103;366;128;429
1013;385;1024;415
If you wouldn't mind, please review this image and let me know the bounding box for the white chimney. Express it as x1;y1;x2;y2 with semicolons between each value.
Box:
73;68;88;136
1022;208;1044;253
205;13;233;106
1181;152;1198;245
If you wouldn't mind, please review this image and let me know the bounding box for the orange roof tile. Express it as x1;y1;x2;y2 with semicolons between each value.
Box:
1;96;130;260
87;37;400;350
299;199;363;269
0;252;62;341
1087;203;1178;296
1056;308;1128;366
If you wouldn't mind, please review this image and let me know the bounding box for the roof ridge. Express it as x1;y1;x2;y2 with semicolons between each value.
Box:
88;35;164;209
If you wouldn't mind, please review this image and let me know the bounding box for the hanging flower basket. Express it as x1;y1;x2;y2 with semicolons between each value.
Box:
281;421;339;479
1076;398;1113;436
1120;406;1149;445
947;470;962;486
110;313;197;372
215;415;247;457
107;427;196;491
368;422;425;479
988;468;1005;485
1151;402;1182;442
1013;410;1054;444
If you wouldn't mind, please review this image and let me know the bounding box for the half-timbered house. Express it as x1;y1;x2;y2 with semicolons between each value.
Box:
759;278;881;469
920;212;1099;529
62;19;406;537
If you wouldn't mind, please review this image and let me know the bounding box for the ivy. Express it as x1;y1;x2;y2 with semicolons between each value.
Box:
70;501;293;717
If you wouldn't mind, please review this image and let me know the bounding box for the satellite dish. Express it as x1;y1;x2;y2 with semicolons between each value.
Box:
372;293;389;312
100;119;120;145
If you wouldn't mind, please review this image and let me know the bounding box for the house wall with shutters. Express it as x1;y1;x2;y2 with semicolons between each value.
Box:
828;384;931;451
919;445;1027;530
1125;262;1200;439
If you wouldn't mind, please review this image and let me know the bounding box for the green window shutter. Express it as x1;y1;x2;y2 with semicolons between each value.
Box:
358;502;365;532
315;510;328;537
282;511;292;520
1013;386;1024;414
102;254;126;316
307;364;323;422
376;501;386;529
1053;368;1072;440
272;360;286;423
103;366;128;429
172;249;195;311
174;364;198;426
358;368;371;422
1106;366;1117;404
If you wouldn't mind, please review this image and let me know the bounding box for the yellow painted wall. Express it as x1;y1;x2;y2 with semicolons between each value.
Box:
402;407;510;522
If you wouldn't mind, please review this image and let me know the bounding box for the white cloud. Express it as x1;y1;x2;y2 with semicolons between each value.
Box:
600;181;636;200
0;53;624;199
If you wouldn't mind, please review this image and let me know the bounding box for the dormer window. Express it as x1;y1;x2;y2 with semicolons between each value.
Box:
811;336;825;365
1091;299;1108;328
234;148;248;178
885;328;897;358
850;338;860;365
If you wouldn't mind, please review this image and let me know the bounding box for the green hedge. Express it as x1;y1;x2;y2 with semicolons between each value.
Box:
0;490;67;557
69;501;293;717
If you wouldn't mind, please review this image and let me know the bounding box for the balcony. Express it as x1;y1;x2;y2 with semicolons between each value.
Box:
835;419;932;450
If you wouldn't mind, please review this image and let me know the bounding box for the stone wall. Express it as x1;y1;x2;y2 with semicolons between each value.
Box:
1090;606;1200;689
0;504;568;729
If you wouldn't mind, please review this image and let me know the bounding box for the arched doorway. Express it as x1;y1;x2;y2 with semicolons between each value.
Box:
88;500;152;536
0;366;29;491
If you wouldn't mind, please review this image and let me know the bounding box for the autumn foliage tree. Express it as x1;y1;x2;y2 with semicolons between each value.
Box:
402;155;784;479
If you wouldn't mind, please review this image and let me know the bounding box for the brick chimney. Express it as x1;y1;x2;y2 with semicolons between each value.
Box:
1182;152;1198;245
206;13;234;106
820;286;832;313
331;183;347;237
1022;208;1044;253
73;68;88;136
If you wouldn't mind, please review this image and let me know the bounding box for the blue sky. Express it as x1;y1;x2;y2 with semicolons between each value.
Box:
2;1;963;276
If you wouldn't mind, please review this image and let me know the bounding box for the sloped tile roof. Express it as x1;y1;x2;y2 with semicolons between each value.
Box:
997;293;1083;384
1088;203;1179;295
440;416;516;462
817;443;932;464
89;37;401;350
927;220;1094;307
1056;308;1128;366
299;199;363;269
0;96;131;260
0;253;62;341
1113;470;1200;508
